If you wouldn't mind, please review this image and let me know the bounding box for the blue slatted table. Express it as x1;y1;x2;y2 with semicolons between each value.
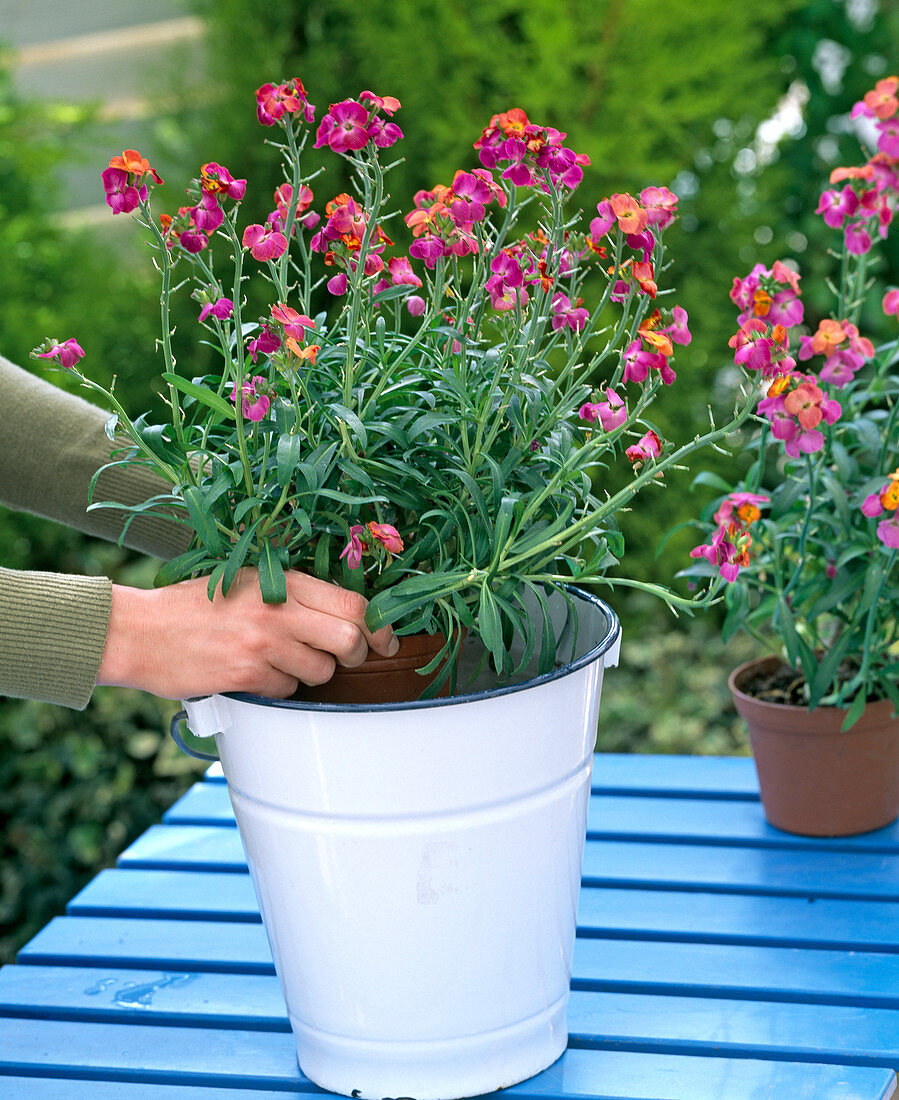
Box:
1;752;898;1099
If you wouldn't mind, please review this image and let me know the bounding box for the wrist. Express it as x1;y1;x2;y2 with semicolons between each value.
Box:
96;584;159;689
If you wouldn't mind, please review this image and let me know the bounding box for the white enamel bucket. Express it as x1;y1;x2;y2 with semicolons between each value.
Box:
176;587;620;1099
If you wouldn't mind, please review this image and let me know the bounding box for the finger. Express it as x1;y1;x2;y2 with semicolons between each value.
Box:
285;572;399;656
285;604;370;668
267;637;337;686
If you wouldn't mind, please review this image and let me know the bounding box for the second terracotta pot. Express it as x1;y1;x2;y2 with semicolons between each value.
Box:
729;655;899;837
291;630;454;705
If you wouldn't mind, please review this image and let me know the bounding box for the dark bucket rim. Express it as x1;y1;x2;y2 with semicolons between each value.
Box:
210;586;620;714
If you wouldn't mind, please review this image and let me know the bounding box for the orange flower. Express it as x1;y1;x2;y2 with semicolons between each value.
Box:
753;288;772;317
610;193;647;235
736;503;762;525
829;164;876;184
809;318;847;356
497;108;529;137
863;76;899;120
767;374;791;397
631;260;657;298
285;338;320;364
108;149;163;184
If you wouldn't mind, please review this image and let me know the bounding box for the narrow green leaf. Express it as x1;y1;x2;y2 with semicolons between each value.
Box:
314;533;332;582
690;471;733;493
162;373;235;419
277;434;302;487
183;485;224;554
153;548;210;587
478;584;504;670
206;562;227;600
221;518;263;596
258;538;287;603
841;689;868;732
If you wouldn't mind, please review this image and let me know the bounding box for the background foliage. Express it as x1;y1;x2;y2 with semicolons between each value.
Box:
1;0;897;963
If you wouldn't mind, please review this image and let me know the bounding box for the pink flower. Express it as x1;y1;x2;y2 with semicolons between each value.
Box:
582;388;627;431
198;297;234;323
247;325;282;363
231;376;271;421
33;338;85;369
315;100;372;153
877;515;899;548
242;223;288;261
621;339;666;385
590;199;616;240
270;304;315;339
101;167;145;215
625;429;662;464
255;79;315;127
884;289;899;318
713;492;769;528
406;295;426;317
384;256;422;287
409;236;449;268
327;272;349;296
661;305;692;346
200;162;247;202
367;521;404;554
639;186;678;229
551;292;589;332
861;493;884;518
339;524;367;569
728;319;777;374
190;191;224;234
690;523;751;582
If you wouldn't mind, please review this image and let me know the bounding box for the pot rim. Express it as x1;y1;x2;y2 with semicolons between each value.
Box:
728;654;897;722
209;585;620;714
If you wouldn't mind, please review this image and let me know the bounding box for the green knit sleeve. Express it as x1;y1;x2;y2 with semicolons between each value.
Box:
0;354;192;560
0;567;112;709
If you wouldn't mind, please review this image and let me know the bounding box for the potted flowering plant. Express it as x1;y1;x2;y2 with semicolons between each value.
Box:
686;76;899;838
33;79;756;1098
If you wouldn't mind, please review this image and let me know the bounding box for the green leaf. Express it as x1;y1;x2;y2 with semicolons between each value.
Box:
312;533;332;581
328;402;368;450
206;562;227;601
162;373;234;419
277;434;302;487
221;518;263;596
841;689;868;732
258;538;287;603
808;634;851;709
477;584;504;670
183;485;224;554
153;548;210;587
690;470;733;493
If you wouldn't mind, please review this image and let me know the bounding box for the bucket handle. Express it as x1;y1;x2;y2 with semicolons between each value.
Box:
170;709;220;762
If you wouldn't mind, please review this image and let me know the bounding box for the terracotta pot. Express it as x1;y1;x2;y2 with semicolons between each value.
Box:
290;630;454;705
729;655;899;837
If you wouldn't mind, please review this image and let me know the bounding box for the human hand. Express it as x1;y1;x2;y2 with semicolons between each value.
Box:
96;569;399;699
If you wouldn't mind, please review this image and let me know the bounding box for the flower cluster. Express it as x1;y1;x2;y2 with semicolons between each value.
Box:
813;77;899;256
687;75;899;717
861;469;899;549
35;76;760;689
689;491;768;582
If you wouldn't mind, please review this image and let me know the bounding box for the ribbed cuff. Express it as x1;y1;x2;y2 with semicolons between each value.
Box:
0;567;113;710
